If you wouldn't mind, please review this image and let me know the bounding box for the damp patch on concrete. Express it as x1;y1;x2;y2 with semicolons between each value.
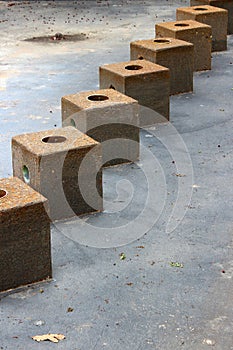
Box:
24;32;88;43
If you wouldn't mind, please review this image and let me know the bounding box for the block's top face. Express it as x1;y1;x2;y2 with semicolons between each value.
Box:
62;89;138;110
131;38;193;52
100;59;169;77
0;177;47;212
178;5;228;14
12;126;99;156
156;19;211;32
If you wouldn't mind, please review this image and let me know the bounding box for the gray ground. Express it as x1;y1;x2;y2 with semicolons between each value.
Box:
0;0;233;349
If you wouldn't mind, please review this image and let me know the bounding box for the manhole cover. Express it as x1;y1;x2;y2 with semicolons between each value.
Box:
24;32;88;43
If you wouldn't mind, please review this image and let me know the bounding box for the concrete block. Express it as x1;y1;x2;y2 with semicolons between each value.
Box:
177;5;228;51
130;38;194;95
99;60;170;126
62;89;140;167
12;126;103;221
190;0;233;34
0;177;51;292
156;20;212;71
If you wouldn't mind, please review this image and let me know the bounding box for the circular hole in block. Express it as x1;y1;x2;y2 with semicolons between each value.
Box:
42;136;67;143
125;65;143;70
137;56;144;60
0;189;7;198
174;23;189;27
70;118;76;127
87;95;109;101
22;165;30;184
194;7;208;11
154;39;171;43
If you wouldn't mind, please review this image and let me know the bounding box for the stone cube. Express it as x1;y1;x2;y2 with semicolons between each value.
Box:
0;177;51;292
156;20;212;71
130;38;194;95
99;60;170;126
12;126;103;221
177;5;228;51
190;0;233;34
62;89;140;167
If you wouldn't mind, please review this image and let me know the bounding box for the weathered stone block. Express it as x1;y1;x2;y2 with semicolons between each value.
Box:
12;126;103;221
62;89;139;167
177;5;228;51
156;20;212;71
99;60;170;126
130;38;194;95
0;177;51;292
190;0;233;34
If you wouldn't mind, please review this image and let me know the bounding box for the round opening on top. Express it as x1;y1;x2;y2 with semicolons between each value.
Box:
0;189;7;199
194;7;207;11
87;95;109;101
70;118;76;127
154;39;171;44
22;165;30;184
42;136;67;143
175;23;189;27
125;65;143;70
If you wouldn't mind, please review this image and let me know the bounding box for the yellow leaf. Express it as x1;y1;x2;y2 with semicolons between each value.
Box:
32;333;65;343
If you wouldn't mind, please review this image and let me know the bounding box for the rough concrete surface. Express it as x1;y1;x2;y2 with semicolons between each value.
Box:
0;1;233;349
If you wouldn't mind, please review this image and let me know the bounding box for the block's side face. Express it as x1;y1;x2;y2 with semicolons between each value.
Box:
199;11;227;51
12;139;41;192
61;98;88;133
211;1;233;34
86;103;140;166
0;202;51;292
175;27;211;71
99;67;125;94
155;25;176;39
39;152;73;220
157;46;194;94
62;144;103;216
130;43;157;62
61;97;82;123
39;145;103;220
86;102;139;131
125;72;170;122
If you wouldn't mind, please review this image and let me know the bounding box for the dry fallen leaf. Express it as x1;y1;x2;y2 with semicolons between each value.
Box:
174;173;186;177
120;253;126;260
32;333;65;343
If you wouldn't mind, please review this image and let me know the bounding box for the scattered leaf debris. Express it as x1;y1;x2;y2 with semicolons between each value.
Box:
174;173;186;177
126;282;133;286
170;262;184;268
67;307;74;313
136;246;145;249
32;333;65;343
